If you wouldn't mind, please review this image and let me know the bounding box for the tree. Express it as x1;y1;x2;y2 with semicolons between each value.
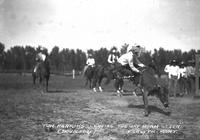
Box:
70;49;76;70
94;48;109;65
0;42;5;70
24;46;36;70
50;46;60;71
120;43;129;55
75;49;86;71
152;48;168;77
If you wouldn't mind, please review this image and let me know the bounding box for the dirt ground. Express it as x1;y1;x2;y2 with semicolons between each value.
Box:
0;73;200;140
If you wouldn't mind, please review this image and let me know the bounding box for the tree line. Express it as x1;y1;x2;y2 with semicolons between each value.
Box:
0;42;199;75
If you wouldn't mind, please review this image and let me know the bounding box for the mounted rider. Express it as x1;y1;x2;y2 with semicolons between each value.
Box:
116;44;145;83
107;46;119;68
83;53;95;76
34;47;47;73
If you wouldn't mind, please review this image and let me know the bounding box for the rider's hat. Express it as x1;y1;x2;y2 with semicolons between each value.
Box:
111;47;117;53
127;44;141;53
88;53;92;57
171;59;177;65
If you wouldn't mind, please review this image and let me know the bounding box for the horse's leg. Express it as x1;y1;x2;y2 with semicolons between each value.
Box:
46;76;49;92
39;74;44;94
33;75;35;85
92;78;97;92
89;79;92;89
85;78;88;87
142;89;149;116
33;73;36;85
119;79;124;93
114;78;122;96
98;76;103;92
32;74;37;89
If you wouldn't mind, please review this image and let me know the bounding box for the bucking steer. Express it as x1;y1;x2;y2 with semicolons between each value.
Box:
115;65;170;116
135;66;170;116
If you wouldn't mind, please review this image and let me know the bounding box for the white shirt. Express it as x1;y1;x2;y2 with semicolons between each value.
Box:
86;58;95;66
186;66;195;77
164;64;179;79
178;67;187;79
118;52;140;72
36;52;46;61
107;54;119;64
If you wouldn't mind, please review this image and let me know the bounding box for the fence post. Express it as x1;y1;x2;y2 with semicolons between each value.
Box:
195;54;200;96
72;69;75;79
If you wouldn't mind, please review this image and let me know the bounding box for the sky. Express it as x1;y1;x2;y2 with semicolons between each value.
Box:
0;0;200;52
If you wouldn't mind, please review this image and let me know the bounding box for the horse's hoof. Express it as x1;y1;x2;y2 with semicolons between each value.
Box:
132;91;137;96
117;90;121;94
116;90;122;97
93;88;97;92
117;94;122;97
99;87;103;92
143;111;149;117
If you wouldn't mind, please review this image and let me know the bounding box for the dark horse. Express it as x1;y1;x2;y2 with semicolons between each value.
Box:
84;66;95;89
84;65;112;92
114;65;170;116
32;57;50;93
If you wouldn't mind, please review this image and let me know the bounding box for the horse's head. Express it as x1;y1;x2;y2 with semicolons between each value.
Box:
148;85;169;108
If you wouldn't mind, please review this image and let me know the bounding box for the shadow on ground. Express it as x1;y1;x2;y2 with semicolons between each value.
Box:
128;104;171;116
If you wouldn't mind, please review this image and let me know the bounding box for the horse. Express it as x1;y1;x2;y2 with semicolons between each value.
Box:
92;65;113;92
84;64;113;92
32;57;50;93
114;65;170;116
84;65;95;89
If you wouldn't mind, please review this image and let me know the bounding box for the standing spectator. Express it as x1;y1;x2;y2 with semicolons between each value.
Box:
178;61;187;96
185;60;195;94
164;60;179;97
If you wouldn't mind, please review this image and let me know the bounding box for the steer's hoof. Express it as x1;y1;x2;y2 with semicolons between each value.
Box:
165;107;171;116
143;111;149;117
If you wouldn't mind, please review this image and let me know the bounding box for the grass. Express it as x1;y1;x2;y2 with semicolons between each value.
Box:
0;73;199;140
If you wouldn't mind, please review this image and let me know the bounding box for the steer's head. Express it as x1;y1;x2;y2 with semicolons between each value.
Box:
149;85;169;108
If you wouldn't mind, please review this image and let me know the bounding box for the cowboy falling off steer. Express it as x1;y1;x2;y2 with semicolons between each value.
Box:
113;44;146;93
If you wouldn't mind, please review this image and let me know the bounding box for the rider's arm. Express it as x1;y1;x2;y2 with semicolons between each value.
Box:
134;56;145;67
107;54;112;63
86;59;89;65
128;55;140;73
